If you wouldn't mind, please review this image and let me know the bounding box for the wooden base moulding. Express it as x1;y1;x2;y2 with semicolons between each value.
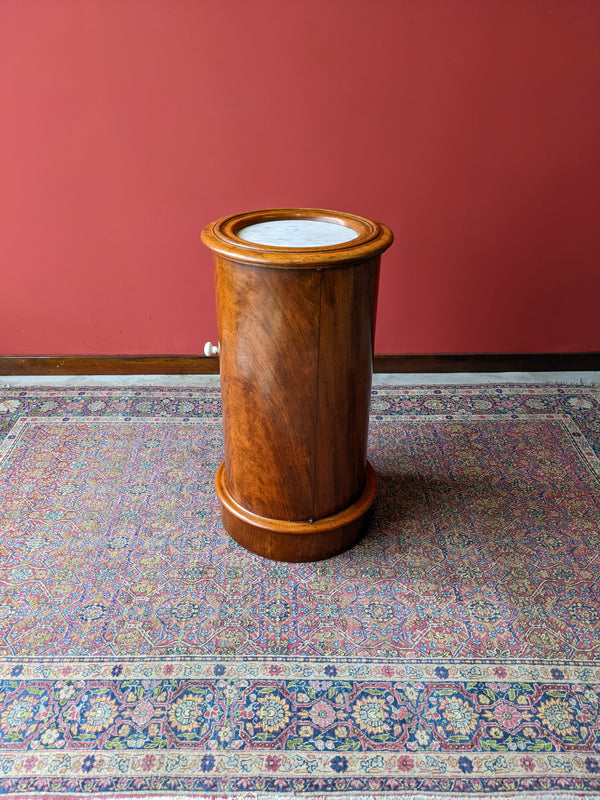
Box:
216;460;378;563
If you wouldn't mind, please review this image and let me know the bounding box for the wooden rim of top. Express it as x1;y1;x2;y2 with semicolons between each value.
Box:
201;207;393;267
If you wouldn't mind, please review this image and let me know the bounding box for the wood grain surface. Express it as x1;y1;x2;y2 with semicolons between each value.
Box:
202;208;393;561
216;258;321;521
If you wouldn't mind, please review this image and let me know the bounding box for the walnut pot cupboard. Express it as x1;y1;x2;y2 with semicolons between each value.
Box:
201;208;393;561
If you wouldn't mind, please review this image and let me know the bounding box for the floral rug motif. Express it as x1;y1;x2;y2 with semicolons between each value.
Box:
0;384;599;799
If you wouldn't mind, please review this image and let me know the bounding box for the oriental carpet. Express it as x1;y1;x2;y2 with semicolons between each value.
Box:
0;384;599;800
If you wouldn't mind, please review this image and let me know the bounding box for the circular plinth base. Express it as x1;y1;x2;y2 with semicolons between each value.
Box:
215;462;377;562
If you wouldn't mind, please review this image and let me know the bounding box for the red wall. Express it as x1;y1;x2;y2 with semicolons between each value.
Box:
2;0;600;356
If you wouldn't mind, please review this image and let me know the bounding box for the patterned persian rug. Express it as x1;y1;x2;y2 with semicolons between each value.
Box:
0;384;599;800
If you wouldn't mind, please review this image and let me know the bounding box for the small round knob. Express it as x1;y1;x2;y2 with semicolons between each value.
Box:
204;341;220;357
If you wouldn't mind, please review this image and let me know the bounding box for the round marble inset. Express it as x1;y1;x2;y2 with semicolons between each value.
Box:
237;219;359;248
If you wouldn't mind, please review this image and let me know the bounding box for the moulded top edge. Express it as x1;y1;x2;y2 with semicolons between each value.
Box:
201;207;393;267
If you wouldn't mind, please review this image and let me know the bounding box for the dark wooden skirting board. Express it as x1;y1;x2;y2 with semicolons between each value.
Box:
0;356;220;376
1;353;599;376
375;352;600;373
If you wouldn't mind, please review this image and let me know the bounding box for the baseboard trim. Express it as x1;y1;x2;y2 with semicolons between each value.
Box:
0;356;220;376
1;353;599;376
374;353;600;373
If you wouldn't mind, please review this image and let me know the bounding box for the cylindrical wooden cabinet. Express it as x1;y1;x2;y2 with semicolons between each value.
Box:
201;208;393;562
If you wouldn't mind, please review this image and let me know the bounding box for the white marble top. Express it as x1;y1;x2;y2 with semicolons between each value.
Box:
237;219;359;247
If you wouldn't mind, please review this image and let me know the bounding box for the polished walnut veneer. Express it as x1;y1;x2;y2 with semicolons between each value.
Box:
201;208;393;561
